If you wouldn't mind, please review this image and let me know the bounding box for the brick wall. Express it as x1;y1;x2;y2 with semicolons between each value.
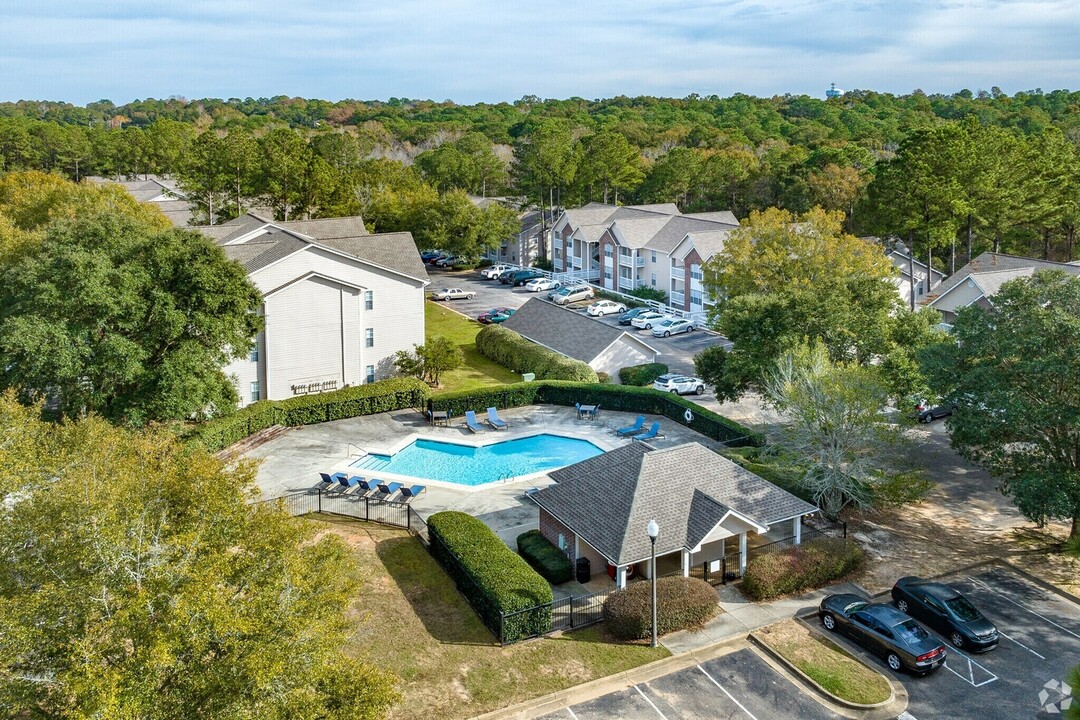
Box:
539;509;577;563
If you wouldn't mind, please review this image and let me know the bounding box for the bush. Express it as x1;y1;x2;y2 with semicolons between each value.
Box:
618;362;669;386
627;286;668;303
603;576;718;639
532;257;554;271
741;539;866;601
596;371;611;384
475;325;598;382
428;512;553;643
516;530;573;584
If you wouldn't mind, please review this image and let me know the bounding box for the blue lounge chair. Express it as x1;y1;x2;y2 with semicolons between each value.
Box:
337;474;360;490
632;421;663;442
357;478;379;492
318;472;336;485
401;484;426;500
487;407;508;430
615;415;646;436
464;410;483;433
377;481;403;497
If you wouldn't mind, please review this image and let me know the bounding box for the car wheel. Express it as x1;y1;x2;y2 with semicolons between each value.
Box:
695;386;704;395
951;631;964;648
886;653;902;672
922;415;932;424
688;325;694;332
467;294;474;299
663;331;671;337
670;389;679;394
896;599;909;613
821;613;837;631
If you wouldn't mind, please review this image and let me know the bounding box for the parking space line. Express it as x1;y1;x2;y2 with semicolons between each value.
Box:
897;712;920;720
565;708;579;720
996;628;1046;660
633;685;669;719
697;664;760;720
942;648;998;688
967;575;1080;641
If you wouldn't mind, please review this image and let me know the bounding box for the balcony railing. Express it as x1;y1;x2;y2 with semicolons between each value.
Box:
671;266;685;280
618;255;645;267
670;291;685;307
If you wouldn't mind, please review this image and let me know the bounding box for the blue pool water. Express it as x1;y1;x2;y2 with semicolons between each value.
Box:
349;434;602;486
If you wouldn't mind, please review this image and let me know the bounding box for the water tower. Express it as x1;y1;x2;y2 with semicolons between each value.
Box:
826;83;844;99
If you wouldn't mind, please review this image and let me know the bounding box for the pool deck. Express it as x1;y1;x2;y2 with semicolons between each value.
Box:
244;404;729;548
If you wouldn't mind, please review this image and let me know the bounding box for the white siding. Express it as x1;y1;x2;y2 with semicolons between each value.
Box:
264;276;349;398
589;338;657;379
226;330;265;408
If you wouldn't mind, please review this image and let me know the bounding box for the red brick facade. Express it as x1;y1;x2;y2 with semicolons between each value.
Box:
680;247;704;312
539;509;577;563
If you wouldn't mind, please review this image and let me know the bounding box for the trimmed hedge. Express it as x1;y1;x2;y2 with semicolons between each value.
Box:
428;512;553;643
475;324;599;382
618;362;669;386
427;380;763;447
741;538;866;601
516;529;573;584
186;377;430;452
603;576;718;639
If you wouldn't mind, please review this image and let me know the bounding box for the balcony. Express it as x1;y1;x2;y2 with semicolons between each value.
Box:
618;254;646;267
670;291;685;308
618;277;636;291
671;266;685;280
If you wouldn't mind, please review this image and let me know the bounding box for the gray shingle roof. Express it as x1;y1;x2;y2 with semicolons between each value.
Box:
499;298;657;364
643;215;738;253
534;442;818;564
933;252;1080;302
680;229;734;261
221;234;308;272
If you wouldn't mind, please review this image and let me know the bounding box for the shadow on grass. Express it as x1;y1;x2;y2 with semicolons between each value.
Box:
375;534;498;647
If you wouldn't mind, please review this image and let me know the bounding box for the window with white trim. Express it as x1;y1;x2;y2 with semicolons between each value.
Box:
364;290;374;310
365;328;374;348
365;365;375;384
250;381;260;402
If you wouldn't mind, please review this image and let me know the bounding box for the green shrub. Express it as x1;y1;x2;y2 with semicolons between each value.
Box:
475;325;598;382
516;530;573;584
741;539;866;601
428;512;553;643
603;576;718;640
185;400;281;452
618;362;669;386
596;371;611;384
532;257;554;271
627;286;668;303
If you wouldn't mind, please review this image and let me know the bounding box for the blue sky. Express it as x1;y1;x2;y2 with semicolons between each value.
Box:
3;1;1080;104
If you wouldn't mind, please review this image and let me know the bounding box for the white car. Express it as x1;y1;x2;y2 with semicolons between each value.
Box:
430;287;474;300
651;318;695;337
525;277;560;292
553;285;595;305
549;283;584;300
587;300;628;317
652;373;706;395
482;264;512;279
630;310;669;329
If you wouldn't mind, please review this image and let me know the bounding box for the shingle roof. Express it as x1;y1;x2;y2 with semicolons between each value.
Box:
609;216;674;248
276;216;369;240
317;231;428;279
684;210;739;225
221;234;308;272
643;215;738;253
499;298;658;364
933;252;1080;303
680;229;734;262
534;442;818;564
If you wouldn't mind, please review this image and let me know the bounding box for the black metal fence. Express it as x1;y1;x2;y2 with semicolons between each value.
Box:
265;488;427;540
500;587;612;644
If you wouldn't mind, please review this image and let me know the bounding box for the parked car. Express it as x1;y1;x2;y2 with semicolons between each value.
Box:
550;283;584;300
495;268;518;283
553;285;595;305
477;307;510;324
587;300;627;317
917;403;956;423
630;310;668;329
618;307;651;325
434;255;459;267
489;308;515;323
425;253;449;265
481;264;512;279
430;287;474;301
818;594;947;674
420;250;442;262
651;318;694;337
652;374;705;395
502;269;544;286
892;577;998;651
525;277;560;292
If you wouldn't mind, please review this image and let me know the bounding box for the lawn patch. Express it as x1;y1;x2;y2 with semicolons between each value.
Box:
426;301;520;393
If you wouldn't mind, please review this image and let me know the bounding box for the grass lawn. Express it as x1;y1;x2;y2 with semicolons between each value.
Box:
319;518;669;720
755;620;891;706
425;301;520;393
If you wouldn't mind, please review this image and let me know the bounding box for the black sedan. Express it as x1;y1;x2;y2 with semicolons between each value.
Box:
818;594;947;674
892;577;999;651
618;307;650;325
917;403;955;423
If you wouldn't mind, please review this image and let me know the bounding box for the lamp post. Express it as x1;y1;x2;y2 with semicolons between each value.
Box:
647;519;660;648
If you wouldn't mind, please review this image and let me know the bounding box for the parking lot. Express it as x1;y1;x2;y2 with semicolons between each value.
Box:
427;267;730;377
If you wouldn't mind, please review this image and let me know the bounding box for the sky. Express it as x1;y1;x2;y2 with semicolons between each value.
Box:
3;1;1080;105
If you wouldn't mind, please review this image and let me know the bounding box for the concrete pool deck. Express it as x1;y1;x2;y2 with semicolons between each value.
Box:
243;404;732;548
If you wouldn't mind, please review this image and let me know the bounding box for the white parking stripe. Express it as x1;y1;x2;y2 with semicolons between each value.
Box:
565;708;579;720
897;712;920;720
942;648;998;688
996;628;1046;660
697;664;760;720
634;685;669;719
967;576;1080;641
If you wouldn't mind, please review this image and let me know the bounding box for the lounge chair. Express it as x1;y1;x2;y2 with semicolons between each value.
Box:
377;481;403;497
357;478;379;492
401;484;426;500
631;421;663;442
486;407;507;430
318;472;336;485
337;474;361;490
615;415;646;436
464;410;483;433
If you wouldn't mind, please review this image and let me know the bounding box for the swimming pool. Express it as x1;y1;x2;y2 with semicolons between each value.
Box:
349;434;602;486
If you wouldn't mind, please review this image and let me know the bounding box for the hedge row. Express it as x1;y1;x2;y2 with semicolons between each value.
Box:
428;381;763;447
602;576;719;639
428;512;553;644
618;362;669;386
516;530;573;584
741;538;866;601
186;377;430;452
475;324;598;382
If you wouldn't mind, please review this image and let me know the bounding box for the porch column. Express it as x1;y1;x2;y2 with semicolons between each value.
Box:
739;531;748;574
681;550;691;577
793;516;802;545
616;564;628;589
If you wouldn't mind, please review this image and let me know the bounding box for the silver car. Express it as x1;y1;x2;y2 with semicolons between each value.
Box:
651;318;694;337
553;285;595;305
430;287;475;300
652;373;706;395
630;311;668;329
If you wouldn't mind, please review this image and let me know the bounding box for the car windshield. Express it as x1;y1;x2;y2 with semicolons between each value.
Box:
844;600;869;614
893;620;929;643
658;320;673;326
945;596;982;622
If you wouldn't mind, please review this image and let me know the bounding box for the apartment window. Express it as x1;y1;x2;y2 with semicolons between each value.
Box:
604;269;612;280
554;246;561;258
249;347;259;362
364;290;374;311
651;273;657;287
690;290;703;306
604;244;613;257
690;264;703;281
651;250;657;263
365;365;376;384
365;328;374;348
249;381;260;403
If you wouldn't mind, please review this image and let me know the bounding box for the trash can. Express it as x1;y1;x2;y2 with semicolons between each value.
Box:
576;557;591;584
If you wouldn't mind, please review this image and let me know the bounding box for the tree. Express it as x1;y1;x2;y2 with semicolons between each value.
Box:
1067;663;1080;720
575;130;644;204
393;336;462;387
0;211;263;424
0;393;399;718
177;131;230;225
257;128;312;221
926;270;1080;539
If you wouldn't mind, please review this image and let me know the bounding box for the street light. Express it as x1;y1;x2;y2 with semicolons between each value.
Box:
647;519;660;648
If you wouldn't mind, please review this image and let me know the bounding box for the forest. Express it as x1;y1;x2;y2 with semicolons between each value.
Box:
2;88;1080;269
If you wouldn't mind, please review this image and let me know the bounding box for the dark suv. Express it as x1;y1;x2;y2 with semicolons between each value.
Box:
502;269;544;286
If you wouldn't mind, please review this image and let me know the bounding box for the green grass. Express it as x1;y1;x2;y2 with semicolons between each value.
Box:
425;301;520;393
321;519;669;720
